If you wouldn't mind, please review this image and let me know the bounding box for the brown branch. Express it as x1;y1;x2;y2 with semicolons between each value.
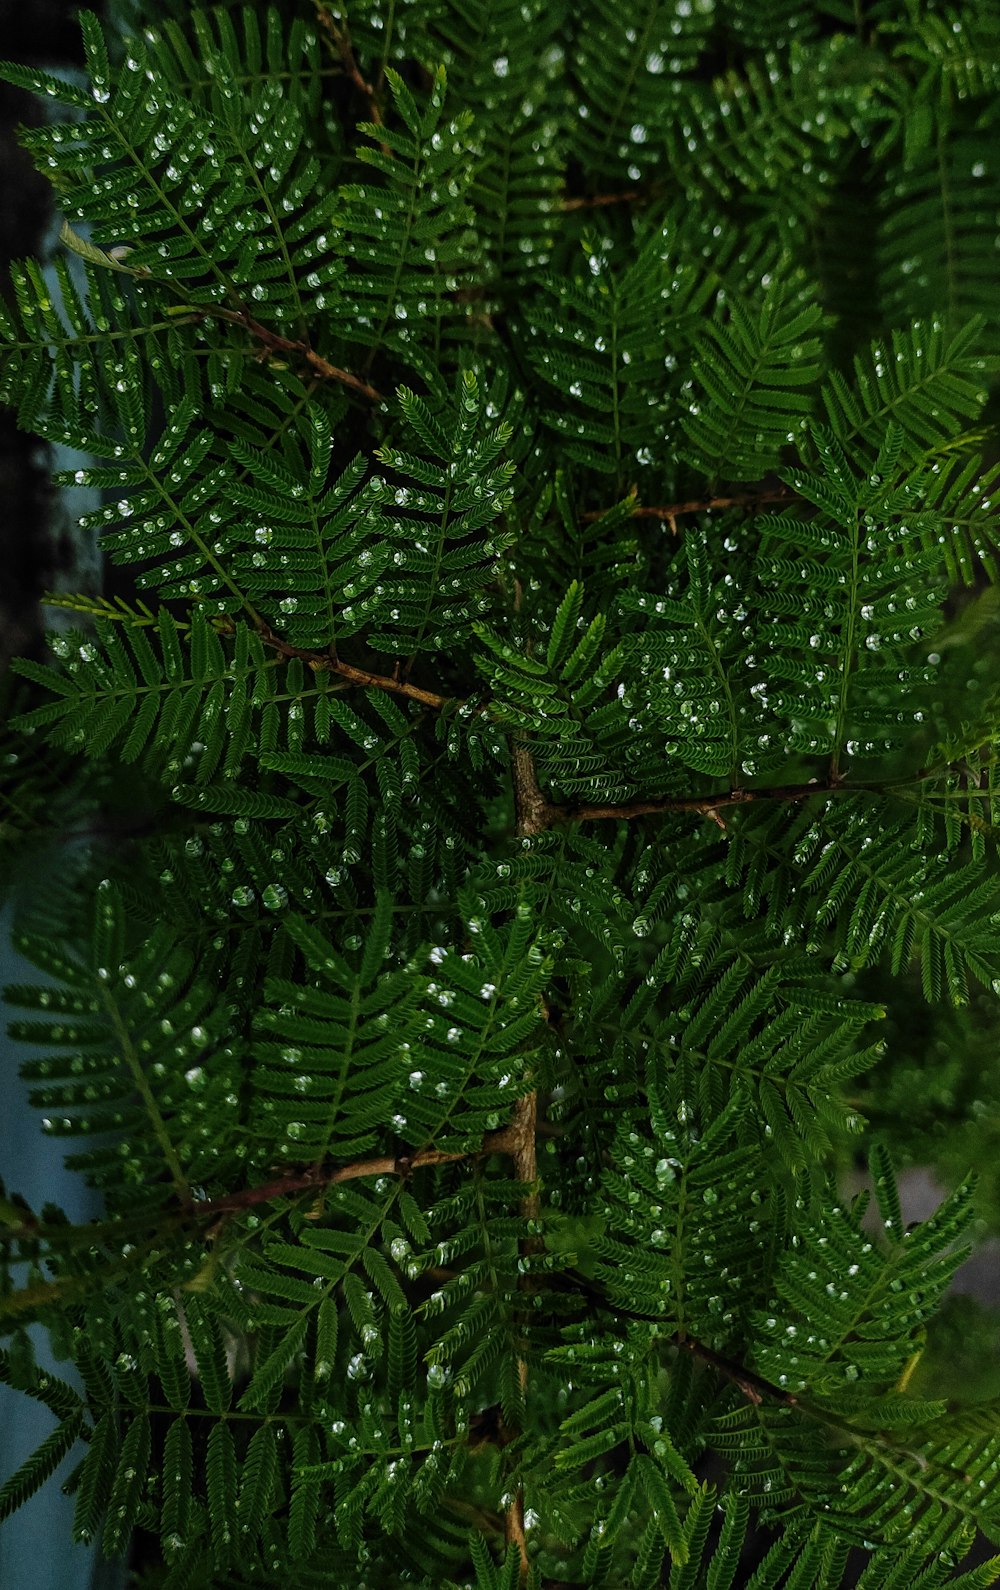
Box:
675;1335;799;1409
503;744;548;1581
563;778;848;826
1;1128;541;1247
503;1090;540;1584
560;189;643;211
207;306;383;402
507;1093;541;1238
257;623;452;709
570;1274;799;1410
325;655;452;709
505;1491;529;1582
565;769;941;826
315;5;388;143
183;1147;470;1221
187;1117;546;1223
494;770;864;838
511;742;553;839
584;487;796;531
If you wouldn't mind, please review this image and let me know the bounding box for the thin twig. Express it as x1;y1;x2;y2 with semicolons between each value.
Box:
584;487;796;532
570;1274;799;1408
675;1335;799;1408
325;655;451;709
563;778;848;826
192;1118;542;1221
503;1090;539;1582
184;1147;469;1220
488;774;868;836
333;18;383;125
1;1128;533;1247
257;623;451;709
565;769;941;825
502;743;548;1581
315;5;389;149
207;306;383;402
502;1087;540;1583
560;189;643;211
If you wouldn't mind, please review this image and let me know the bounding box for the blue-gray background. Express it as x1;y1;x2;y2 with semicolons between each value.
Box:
0;1;122;1579
1;915;125;1590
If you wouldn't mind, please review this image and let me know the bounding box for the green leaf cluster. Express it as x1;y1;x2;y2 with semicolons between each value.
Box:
2;2;1000;1587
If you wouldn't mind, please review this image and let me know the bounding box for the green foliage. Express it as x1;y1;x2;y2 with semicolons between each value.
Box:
681;279;826;482
517;218;711;486
1;2;1000;1587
